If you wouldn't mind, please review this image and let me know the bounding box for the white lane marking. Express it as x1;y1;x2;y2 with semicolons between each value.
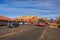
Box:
40;27;48;40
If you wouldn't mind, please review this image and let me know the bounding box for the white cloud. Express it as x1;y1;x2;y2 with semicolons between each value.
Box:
40;14;60;18
0;6;51;14
0;0;60;19
6;0;54;7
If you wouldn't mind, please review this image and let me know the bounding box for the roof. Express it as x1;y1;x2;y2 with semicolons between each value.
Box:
0;15;13;21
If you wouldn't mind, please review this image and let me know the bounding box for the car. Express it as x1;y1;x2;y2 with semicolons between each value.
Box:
0;22;7;26
19;22;23;25
13;22;19;27
0;23;4;26
50;23;58;28
24;22;28;24
36;19;46;26
37;22;46;26
8;22;19;28
8;23;13;28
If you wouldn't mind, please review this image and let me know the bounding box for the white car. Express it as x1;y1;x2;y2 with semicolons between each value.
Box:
19;22;23;25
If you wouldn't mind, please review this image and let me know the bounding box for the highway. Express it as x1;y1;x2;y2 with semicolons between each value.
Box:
0;24;60;40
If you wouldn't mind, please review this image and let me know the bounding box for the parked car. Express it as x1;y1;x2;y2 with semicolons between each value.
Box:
8;22;19;28
0;22;4;26
13;22;19;27
24;21;28;24
0;22;7;26
19;21;28;25
19;22;23;25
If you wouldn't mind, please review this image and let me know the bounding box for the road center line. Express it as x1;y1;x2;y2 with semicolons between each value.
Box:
0;32;17;38
0;30;24;39
0;26;32;39
40;27;48;40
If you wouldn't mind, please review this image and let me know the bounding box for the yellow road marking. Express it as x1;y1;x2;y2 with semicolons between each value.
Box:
0;27;31;39
0;30;24;39
0;32;17;38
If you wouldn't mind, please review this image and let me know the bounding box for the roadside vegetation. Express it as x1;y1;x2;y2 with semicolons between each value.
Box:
55;16;60;28
55;16;60;23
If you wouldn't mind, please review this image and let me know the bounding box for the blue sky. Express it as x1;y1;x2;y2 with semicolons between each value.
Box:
0;0;60;19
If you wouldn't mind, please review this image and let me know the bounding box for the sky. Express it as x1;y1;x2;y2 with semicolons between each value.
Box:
0;0;60;19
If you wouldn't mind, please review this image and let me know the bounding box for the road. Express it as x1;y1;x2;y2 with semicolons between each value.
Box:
0;24;60;40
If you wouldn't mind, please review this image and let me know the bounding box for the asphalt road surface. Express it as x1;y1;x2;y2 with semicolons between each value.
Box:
0;24;60;40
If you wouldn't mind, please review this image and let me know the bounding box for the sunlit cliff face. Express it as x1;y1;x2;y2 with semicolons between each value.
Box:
13;16;48;23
